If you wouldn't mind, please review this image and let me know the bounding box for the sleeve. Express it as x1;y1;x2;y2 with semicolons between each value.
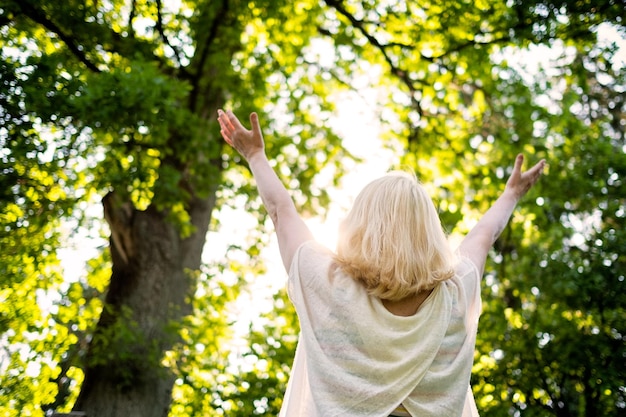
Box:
287;240;309;306
458;257;482;325
463;385;480;417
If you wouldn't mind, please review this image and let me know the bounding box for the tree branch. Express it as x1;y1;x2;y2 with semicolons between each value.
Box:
16;1;101;72
155;0;185;67
127;0;136;38
188;0;230;112
322;0;424;115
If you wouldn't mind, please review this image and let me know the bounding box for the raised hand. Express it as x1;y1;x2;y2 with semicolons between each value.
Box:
458;154;546;274
217;109;265;161
216;108;313;269
505;154;546;200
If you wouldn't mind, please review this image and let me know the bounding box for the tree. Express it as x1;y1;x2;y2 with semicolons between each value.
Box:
1;0;624;416
1;0;348;415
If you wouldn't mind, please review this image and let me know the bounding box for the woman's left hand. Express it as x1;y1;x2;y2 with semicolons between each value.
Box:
217;109;265;161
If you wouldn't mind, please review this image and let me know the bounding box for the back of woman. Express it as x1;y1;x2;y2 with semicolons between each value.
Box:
280;240;480;417
279;173;482;416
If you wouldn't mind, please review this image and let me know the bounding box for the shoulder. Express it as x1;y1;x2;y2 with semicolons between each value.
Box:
448;256;482;316
444;256;481;298
288;240;335;280
291;239;333;263
455;256;481;280
287;240;343;306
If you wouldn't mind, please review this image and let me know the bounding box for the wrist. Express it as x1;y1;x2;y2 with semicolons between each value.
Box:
246;150;268;165
502;187;522;202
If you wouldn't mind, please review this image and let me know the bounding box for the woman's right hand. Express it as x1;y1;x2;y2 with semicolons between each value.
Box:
505;154;546;200
458;154;546;275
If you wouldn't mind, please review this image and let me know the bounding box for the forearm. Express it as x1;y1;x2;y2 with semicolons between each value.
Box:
247;152;295;226
470;188;520;245
459;155;545;272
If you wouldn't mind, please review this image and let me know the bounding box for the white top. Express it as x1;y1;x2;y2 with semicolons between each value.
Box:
278;241;482;417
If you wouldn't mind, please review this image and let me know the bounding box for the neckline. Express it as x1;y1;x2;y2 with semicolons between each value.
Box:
378;286;438;317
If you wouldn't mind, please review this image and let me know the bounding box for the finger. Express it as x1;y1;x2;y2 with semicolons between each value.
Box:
525;159;546;179
249;112;262;137
220;130;233;145
217;111;235;144
531;159;546;174
217;110;234;133
218;122;233;140
513;153;524;174
217;109;228;124
226;110;245;130
523;159;546;186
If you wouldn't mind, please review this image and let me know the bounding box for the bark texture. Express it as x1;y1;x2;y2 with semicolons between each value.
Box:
73;194;216;416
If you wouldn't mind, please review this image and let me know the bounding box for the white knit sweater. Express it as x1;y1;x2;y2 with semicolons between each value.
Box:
278;241;482;417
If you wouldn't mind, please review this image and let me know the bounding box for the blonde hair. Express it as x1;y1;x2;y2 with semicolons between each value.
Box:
335;171;457;301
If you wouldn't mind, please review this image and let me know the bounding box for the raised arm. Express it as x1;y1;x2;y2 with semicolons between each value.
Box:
217;110;313;271
458;154;546;275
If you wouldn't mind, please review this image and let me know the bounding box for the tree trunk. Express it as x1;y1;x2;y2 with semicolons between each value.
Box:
73;193;215;416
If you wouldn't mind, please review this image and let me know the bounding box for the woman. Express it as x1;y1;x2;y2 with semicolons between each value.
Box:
217;110;546;417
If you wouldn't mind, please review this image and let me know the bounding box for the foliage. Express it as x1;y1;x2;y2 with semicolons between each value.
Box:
0;0;624;416
206;289;299;416
472;40;626;416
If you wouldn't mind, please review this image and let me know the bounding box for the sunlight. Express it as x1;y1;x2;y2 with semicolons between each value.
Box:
306;216;341;251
